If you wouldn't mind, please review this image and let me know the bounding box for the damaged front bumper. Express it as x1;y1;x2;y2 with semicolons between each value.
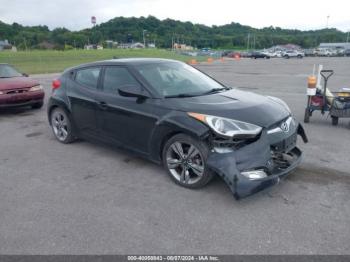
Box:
207;122;307;199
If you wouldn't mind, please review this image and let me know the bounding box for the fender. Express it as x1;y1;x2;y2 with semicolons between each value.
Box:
148;111;210;162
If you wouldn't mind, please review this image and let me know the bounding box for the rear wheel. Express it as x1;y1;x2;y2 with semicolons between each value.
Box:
331;116;339;126
162;134;214;189
50;107;76;144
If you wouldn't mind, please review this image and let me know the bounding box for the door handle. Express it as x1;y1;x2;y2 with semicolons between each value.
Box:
97;101;108;110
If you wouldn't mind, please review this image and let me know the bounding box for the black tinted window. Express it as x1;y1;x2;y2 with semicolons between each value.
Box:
103;67;140;93
75;67;101;89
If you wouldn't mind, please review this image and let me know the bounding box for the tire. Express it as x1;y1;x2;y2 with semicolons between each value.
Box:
331;116;339;126
304;108;310;123
50;107;76;144
31;101;43;109
297;55;302;59
162;133;214;189
284;55;290;59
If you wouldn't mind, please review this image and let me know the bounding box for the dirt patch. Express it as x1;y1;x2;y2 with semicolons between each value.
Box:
25;132;43;138
288;164;350;186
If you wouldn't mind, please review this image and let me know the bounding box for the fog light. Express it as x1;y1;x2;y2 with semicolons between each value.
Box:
241;170;267;180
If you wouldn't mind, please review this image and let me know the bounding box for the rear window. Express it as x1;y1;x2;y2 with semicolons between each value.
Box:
75;67;101;89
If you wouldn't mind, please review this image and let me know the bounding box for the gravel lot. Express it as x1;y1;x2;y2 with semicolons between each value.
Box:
0;57;349;254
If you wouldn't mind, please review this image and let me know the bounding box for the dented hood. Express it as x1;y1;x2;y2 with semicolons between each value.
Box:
163;89;290;128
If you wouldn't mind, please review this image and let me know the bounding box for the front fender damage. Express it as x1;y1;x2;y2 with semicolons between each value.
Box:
207;124;306;199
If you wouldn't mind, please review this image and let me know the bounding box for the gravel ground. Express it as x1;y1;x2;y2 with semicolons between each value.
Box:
0;57;349;254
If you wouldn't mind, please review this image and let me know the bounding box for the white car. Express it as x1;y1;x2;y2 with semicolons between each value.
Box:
282;50;305;59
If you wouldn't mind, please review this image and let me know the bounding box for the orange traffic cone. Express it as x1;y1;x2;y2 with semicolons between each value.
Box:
188;59;197;65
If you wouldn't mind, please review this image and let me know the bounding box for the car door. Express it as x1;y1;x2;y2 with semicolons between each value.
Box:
95;66;158;154
66;66;101;137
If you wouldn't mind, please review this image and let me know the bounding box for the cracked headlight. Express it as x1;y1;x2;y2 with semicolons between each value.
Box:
188;112;262;138
267;96;291;113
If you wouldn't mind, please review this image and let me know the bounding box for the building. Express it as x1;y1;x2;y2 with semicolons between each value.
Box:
105;40;119;48
173;43;194;50
84;44;103;50
0;40;12;51
118;42;145;49
319;43;350;50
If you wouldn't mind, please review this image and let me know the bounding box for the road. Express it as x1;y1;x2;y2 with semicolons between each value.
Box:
0;57;349;254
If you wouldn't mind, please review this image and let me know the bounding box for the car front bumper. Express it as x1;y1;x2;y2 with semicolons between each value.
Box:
0;91;44;108
207;123;307;199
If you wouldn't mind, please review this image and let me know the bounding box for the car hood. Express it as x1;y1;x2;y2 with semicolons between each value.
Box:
0;77;39;91
163;89;290;128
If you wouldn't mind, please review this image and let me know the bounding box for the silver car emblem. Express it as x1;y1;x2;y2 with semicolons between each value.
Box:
281;121;289;132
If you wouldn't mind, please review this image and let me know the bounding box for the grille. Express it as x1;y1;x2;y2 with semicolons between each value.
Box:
6;89;29;94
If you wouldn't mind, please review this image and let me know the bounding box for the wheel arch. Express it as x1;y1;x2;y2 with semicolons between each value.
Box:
148;115;210;163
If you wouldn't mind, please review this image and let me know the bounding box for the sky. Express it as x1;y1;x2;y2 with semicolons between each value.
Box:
0;0;349;32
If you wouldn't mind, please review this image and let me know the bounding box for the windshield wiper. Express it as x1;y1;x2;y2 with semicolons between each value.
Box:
164;93;200;98
201;87;231;95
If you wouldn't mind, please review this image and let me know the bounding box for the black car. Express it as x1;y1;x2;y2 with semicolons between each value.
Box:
251;51;270;59
47;58;307;199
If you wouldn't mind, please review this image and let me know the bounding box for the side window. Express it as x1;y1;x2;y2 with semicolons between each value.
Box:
75;67;101;89
103;67;140;93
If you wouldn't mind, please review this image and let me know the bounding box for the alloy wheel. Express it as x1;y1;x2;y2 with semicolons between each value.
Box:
51;111;69;141
166;141;205;185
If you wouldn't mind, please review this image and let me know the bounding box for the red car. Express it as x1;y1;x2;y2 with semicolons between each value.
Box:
0;64;44;109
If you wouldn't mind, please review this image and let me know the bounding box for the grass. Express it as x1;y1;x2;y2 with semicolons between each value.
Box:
0;49;208;74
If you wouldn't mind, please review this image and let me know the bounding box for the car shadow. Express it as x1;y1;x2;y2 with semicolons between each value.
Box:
0;107;35;117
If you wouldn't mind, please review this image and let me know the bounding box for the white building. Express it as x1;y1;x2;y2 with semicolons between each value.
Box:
319;43;350;50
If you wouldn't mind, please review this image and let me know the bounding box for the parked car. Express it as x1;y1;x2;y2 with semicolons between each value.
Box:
226;51;241;58
0;63;44;109
344;49;350;57
282;50;305;59
251;51;270;59
315;48;337;57
304;49;316;57
47;58;308;199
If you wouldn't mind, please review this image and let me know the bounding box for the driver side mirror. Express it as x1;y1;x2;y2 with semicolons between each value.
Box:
22;73;29;77
118;84;150;98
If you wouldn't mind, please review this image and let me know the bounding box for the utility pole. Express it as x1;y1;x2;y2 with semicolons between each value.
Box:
143;30;147;47
347;30;349;43
247;33;250;51
253;34;256;49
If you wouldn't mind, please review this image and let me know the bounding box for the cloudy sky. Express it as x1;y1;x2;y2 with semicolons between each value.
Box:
0;0;349;31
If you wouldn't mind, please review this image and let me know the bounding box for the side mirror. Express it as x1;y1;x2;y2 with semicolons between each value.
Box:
22;73;29;77
118;85;149;98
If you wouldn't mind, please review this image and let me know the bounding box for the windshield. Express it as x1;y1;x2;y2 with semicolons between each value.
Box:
134;62;226;97
0;64;22;78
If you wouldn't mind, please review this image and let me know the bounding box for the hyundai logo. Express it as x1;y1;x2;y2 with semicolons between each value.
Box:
280;121;289;132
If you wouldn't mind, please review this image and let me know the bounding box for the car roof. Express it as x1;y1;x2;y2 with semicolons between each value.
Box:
67;58;182;71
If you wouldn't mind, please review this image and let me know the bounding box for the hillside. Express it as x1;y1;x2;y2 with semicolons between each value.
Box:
0;16;347;50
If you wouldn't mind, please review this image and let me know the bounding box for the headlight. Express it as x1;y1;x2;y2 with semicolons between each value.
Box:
267;96;291;113
0;91;4;95
188;112;262;138
28;85;43;92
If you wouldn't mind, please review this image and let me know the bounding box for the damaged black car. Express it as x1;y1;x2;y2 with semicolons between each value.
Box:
48;58;308;199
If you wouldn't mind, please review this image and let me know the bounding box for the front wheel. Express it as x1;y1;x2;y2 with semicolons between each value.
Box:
50;107;76;144
162;134;214;189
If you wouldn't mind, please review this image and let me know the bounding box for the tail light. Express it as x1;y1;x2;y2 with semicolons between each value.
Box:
52;79;61;90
